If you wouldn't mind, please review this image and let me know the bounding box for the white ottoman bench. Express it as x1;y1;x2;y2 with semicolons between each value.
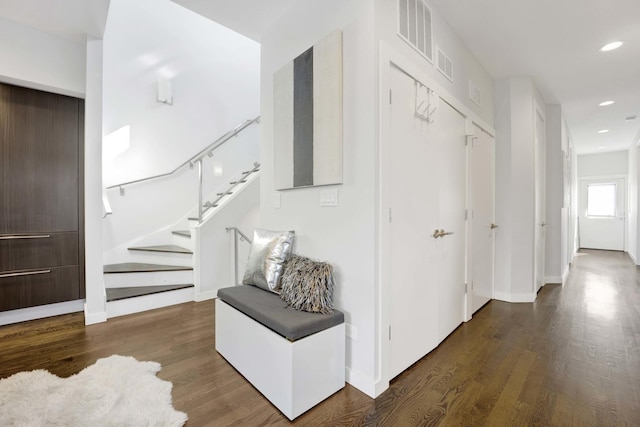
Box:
215;285;345;420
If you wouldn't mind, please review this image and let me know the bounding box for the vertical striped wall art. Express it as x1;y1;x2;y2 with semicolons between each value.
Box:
274;30;343;190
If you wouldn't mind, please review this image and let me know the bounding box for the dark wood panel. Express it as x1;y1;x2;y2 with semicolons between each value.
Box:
0;83;80;234
77;100;85;299
0;232;78;271
0;265;80;311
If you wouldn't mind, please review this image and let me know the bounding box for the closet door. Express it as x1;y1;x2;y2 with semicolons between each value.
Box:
0;83;83;311
436;100;466;341
388;67;467;379
388;66;440;379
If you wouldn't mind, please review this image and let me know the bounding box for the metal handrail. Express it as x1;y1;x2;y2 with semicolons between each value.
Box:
226;227;253;286
202;162;260;215
106;116;260;193
225;227;252;243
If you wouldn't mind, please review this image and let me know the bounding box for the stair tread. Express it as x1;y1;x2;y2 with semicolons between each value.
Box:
172;230;192;238
103;262;193;273
128;244;193;254
106;284;194;302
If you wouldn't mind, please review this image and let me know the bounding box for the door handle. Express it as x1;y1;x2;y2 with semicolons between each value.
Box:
433;229;454;238
0;234;50;240
0;269;51;279
490;223;499;229
539;222;547;227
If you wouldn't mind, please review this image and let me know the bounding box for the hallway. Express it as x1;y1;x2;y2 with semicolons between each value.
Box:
1;250;639;425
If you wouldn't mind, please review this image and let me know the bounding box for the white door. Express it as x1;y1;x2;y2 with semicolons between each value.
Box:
469;125;495;314
579;178;625;250
534;109;546;292
436;100;466;341
388;66;467;379
388;66;439;379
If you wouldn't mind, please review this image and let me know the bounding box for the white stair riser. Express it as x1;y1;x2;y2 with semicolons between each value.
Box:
171;234;194;250
121;251;193;266
104;270;194;288
106;287;195;318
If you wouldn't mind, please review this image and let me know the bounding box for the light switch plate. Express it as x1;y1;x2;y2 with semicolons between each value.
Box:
320;189;338;207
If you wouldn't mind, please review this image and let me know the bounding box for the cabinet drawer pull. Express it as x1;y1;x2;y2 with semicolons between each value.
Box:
0;269;51;278
0;235;51;240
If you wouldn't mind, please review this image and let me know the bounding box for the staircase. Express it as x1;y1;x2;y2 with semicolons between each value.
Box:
103;117;260;319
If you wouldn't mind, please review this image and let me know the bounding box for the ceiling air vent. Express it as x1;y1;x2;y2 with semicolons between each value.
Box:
397;0;433;62
469;80;481;107
437;48;453;82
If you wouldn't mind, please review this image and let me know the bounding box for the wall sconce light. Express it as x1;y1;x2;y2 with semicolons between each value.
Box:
157;79;173;105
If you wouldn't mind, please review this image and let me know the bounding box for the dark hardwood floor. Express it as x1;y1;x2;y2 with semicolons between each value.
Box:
1;249;639;426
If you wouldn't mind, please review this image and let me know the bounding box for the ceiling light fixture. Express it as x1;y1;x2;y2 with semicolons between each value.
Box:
598;129;610;133
599;100;615;106
600;41;623;52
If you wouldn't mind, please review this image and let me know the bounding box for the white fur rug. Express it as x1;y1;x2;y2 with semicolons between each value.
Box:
0;355;187;427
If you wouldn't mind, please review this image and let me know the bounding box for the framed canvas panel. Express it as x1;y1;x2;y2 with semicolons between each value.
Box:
274;30;343;190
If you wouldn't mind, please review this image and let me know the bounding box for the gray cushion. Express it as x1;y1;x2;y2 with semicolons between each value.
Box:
217;285;344;341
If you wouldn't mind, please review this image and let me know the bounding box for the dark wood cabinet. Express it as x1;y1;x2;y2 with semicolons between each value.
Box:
0;83;85;311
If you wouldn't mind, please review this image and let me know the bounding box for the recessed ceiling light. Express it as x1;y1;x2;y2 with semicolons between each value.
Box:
599;100;615;106
598;129;610;133
598;146;606;149
600;41;623;52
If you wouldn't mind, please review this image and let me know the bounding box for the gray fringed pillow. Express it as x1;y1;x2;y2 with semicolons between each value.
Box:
280;254;335;314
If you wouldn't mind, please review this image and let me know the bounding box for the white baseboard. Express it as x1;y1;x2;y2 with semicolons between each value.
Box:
545;276;562;284
562;265;570;284
0;300;84;326
106;287;194;318
84;306;107;325
345;367;383;398
629;252;638;265
195;289;218;302
493;291;536;303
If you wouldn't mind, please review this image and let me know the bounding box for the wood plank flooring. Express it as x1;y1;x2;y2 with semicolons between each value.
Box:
1;249;640;426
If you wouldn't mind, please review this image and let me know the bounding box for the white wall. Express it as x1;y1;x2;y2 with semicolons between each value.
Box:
0;16;85;97
195;176;260;301
494;77;545;302
84;39;107;324
628;142;638;262
578;151;628;177
375;0;494;125
101;0;261;254
261;0;378;396
260;0;495;398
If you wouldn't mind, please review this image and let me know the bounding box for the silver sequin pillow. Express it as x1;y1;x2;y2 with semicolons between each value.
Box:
242;229;295;293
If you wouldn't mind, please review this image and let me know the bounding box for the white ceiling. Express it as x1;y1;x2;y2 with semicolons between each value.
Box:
1;0;638;154
0;0;109;42
428;0;640;154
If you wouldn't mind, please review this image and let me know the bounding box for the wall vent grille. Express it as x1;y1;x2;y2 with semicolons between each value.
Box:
437;48;453;82
469;80;481;107
397;0;433;62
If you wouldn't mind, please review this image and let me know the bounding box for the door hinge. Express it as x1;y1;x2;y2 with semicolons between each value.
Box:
464;283;468;293
389;208;392;222
389;89;392;104
465;209;468;220
389;325;391;340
